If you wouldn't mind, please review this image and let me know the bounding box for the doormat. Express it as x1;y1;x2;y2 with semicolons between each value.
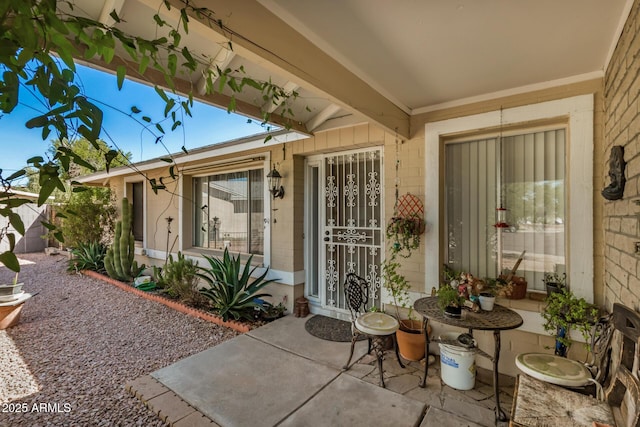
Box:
304;315;365;342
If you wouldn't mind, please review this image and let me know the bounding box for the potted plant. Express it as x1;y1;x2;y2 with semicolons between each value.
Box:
541;287;600;357
477;278;500;311
437;284;465;318
386;213;425;257
382;213;427;361
543;271;566;296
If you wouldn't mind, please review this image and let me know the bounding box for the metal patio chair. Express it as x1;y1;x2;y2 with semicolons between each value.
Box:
342;273;405;387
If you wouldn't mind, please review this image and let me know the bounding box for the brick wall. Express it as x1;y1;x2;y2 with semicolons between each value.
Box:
604;0;640;312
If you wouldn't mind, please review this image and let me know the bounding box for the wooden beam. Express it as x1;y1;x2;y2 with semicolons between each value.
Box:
195;48;236;95
165;0;410;138
263;81;299;114
306;104;341;132
98;0;126;26
77;52;309;135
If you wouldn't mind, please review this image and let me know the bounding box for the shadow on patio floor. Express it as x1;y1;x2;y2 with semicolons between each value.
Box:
128;315;514;427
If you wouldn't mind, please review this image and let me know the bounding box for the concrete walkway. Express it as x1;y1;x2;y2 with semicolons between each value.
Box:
127;315;515;427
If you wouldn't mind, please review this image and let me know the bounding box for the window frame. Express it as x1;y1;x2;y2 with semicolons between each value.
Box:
191;167;266;256
425;95;594;302
443;126;568;291
179;157;271;266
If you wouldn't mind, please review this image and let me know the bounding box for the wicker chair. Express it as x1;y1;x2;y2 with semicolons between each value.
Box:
342;273;405;387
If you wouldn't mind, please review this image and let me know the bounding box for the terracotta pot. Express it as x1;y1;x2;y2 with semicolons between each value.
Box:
396;319;426;361
0;303;24;329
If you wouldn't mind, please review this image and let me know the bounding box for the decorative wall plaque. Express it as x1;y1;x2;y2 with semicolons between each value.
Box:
602;145;626;201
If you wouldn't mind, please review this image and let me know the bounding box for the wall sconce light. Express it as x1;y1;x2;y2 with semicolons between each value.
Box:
267;164;285;199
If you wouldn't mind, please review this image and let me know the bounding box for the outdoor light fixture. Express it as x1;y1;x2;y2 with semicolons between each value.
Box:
267;164;285;199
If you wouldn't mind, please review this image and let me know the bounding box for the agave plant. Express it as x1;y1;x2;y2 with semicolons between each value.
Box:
68;241;107;273
197;248;275;321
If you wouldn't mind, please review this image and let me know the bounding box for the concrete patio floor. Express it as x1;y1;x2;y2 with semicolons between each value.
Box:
127;315;515;427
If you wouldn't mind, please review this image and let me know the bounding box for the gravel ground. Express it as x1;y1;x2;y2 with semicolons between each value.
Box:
0;252;239;427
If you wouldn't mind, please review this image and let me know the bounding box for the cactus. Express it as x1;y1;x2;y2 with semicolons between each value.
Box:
104;198;143;282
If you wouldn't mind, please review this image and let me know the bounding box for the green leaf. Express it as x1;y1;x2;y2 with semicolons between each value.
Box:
154;86;169;102
25;115;49;129
42;221;56;231
38;180;57;206
109;10;121;23
104;150;119;173
6;169;26;181
139;55;150;75
167;53;177;76
50;33;76;70
116;65;126;90
0;251;20;272
163;98;175;117
181;47;196;70
131;106;141;114
6;233;15;251
153;14;166;27
227;96;236;113
9;212;25;235
0;198;31;208
27;156;44;166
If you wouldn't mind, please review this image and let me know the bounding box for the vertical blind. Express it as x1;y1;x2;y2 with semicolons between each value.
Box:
445;128;566;291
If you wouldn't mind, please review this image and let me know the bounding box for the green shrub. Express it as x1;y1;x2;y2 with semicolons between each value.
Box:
67;241;107;273
155;252;208;308
197;248;275;321
59;190;116;248
542;287;600;355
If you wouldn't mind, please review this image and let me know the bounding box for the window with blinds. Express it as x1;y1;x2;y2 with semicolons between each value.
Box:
193;169;264;255
445;128;566;291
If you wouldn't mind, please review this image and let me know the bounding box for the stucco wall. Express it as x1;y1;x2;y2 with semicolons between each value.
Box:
603;0;640;312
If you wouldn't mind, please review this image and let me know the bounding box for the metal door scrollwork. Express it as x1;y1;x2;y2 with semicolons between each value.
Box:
322;149;383;310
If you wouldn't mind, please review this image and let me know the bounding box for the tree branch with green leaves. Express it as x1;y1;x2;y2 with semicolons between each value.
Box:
0;0;302;271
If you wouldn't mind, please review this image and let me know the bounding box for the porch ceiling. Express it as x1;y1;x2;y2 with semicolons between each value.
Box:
65;0;631;138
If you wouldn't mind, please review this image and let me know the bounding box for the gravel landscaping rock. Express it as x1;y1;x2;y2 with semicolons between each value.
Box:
0;252;238;426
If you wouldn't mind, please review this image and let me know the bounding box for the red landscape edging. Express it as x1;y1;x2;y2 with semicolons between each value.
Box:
81;270;250;333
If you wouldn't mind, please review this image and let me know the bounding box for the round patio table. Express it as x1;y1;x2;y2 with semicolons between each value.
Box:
414;297;523;422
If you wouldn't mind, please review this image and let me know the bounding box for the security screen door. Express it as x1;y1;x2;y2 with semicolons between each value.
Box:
321;149;383;312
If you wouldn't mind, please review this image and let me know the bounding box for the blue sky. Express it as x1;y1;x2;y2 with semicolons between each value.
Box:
0;63;268;175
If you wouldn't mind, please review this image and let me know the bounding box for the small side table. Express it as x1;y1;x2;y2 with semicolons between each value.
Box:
414;297;523;422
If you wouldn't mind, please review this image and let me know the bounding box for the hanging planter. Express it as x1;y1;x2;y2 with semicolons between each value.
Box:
386;193;426;256
386;213;425;255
